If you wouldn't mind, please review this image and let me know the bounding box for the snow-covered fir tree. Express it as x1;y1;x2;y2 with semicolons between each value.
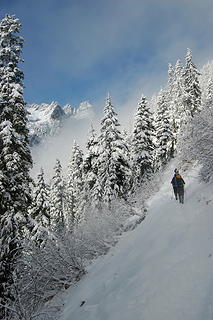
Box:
173;60;185;125
167;63;175;94
66;141;84;225
205;77;213;108
0;14;32;317
96;95;130;205
131;95;155;187
166;62;175;115
200;60;213;106
122;129;132;189
82;125;99;206
122;129;132;161
183;48;201;117
30;168;50;244
155;89;173;169
83;125;99;191
166;60;185;150
50;159;65;233
91;177;102;208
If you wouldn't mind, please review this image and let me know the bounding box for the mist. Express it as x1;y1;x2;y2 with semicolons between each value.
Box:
31;115;99;181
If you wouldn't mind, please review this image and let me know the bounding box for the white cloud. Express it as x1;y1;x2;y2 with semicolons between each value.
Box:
44;0;213;73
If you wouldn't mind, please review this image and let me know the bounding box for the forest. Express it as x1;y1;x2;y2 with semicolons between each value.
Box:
0;14;213;320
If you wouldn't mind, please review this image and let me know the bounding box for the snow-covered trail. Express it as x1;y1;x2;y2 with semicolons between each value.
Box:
61;166;213;320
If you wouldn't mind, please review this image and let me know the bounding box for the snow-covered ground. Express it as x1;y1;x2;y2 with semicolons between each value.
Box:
60;165;213;320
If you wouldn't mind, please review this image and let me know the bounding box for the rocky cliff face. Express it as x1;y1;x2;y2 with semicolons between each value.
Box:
27;101;94;145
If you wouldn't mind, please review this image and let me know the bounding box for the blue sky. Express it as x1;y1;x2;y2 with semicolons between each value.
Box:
1;0;213;110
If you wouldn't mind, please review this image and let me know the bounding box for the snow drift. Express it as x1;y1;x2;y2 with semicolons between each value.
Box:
60;165;213;320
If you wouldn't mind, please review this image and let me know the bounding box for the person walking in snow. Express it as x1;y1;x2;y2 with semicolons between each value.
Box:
171;169;185;204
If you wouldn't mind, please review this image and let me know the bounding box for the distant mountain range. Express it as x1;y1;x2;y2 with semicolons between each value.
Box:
27;101;95;145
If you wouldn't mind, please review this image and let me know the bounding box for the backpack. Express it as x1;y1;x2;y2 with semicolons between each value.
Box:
175;174;184;187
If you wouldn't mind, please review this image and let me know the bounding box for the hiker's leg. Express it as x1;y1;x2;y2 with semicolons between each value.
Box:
182;190;184;203
174;187;178;200
179;188;184;203
177;188;181;203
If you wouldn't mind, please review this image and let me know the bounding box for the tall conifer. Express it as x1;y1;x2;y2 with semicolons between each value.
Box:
166;60;185;151
97;95;130;205
131;95;155;186
155;89;173;168
66;142;84;225
30;168;50;244
0;15;32;316
183;48;201;117
82;125;99;207
50;159;65;232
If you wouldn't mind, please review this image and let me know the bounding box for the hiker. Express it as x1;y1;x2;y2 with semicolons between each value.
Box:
171;169;185;203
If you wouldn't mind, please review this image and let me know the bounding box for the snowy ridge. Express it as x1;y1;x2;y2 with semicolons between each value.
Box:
60;164;213;320
27;101;95;145
74;101;94;120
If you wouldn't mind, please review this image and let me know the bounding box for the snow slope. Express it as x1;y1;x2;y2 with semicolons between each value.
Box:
61;165;213;320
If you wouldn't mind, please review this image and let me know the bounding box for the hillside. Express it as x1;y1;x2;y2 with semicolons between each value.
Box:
60;164;213;320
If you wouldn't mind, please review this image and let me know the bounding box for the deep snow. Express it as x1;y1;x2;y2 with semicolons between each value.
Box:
61;165;213;320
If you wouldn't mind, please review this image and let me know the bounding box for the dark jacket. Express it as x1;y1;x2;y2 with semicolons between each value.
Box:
171;174;185;188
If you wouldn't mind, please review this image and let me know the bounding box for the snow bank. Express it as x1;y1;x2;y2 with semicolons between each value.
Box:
122;214;145;231
60;165;213;320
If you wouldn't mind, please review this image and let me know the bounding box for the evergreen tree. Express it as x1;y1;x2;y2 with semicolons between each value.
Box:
167;63;175;96
91;175;103;207
82;125;100;208
183;48;201;117
96;95;130;205
0;14;32;316
66;141;84;225
83;125;99;193
173;60;185;126
200;61;213;106
131;95;155;187
155;89;173;169
205;78;213;108
50;159;65;232
166;60;185;150
30;168;50;244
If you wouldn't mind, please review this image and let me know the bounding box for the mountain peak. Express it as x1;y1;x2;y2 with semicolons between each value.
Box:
27;100;95;145
75;100;95;120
